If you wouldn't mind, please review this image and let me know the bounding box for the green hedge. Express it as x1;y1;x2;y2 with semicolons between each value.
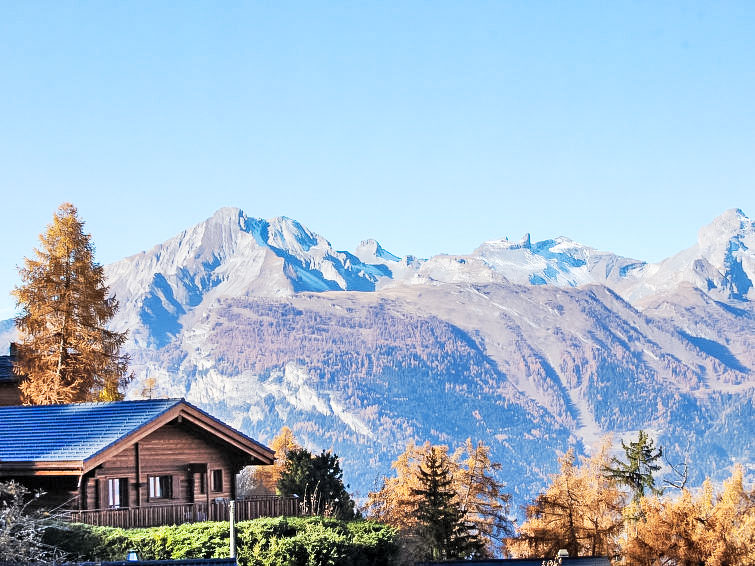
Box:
44;517;398;566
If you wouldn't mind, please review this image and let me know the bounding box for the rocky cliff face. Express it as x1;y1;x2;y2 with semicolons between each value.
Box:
78;207;755;501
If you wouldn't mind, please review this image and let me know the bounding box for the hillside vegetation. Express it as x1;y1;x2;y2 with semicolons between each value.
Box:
46;517;397;566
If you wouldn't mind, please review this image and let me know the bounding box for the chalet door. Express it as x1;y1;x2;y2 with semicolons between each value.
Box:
188;463;208;503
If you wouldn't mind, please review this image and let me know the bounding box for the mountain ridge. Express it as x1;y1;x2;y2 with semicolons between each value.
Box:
104;207;754;353
3;207;753;504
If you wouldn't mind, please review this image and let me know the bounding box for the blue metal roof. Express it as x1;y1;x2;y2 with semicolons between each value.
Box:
0;399;181;462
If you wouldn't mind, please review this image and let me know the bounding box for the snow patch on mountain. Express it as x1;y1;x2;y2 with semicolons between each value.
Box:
416;255;508;285
474;236;643;288
353;239;423;286
355;239;401;263
106;206;754;350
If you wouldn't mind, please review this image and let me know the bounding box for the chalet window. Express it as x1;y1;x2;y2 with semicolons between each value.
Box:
148;475;173;499
198;471;206;494
212;469;223;492
107;478;128;509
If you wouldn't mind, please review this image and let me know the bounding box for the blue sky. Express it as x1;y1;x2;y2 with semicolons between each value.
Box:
1;2;753;318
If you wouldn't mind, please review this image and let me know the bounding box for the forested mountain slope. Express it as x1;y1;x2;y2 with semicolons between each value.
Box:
5;207;753;503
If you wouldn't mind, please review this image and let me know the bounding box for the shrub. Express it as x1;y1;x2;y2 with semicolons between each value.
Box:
45;517;398;566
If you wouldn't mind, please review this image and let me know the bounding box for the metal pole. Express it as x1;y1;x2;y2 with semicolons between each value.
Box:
229;499;236;559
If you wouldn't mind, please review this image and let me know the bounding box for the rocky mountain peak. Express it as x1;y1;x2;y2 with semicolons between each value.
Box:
703;207;750;232
621;208;755;302
697;208;754;255
354;239;401;263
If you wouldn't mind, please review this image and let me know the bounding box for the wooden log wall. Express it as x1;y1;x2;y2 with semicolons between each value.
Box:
0;382;21;406
82;420;242;510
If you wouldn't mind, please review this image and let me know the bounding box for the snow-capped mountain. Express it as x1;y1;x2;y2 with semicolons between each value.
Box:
106;207;391;346
108;207;753;350
5;207;751;505
617;208;755;303
410;233;644;288
93;207;755;504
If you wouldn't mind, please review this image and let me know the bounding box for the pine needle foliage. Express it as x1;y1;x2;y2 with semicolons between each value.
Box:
455;438;514;551
411;446;485;561
366;440;505;561
622;465;755;566
13;203;130;404
602;430;663;502
277;447;358;520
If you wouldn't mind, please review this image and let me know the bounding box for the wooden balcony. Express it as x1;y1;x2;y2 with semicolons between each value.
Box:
66;496;300;529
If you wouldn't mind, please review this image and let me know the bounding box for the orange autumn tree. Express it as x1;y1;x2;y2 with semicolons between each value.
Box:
238;426;301;496
366;439;512;557
510;440;626;559
365;440;429;532
13;203;130;404
622;465;755;566
455;438;514;553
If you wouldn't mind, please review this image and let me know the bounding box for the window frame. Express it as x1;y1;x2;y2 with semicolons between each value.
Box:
198;471;207;495
148;475;173;500
211;469;223;493
107;477;129;509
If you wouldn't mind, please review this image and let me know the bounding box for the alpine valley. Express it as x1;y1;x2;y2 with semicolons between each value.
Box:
4;208;754;505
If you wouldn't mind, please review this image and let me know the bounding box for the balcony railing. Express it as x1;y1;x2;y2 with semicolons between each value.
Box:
66;496;300;529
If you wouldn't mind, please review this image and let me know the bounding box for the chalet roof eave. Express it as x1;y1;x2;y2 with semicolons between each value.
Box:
81;399;274;473
0;460;84;476
177;401;275;462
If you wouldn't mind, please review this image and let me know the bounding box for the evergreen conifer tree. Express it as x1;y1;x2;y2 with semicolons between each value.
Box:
411;446;483;560
602;430;663;502
365;439;512;557
13;203;130;404
277;447;357;519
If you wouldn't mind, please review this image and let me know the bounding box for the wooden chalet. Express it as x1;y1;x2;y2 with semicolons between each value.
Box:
0;399;298;527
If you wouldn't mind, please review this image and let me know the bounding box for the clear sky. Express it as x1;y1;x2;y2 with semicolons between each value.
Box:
1;2;753;319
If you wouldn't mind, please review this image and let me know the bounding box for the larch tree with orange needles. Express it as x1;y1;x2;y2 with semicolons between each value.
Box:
13;203;130;404
366;439;512;559
622;465;755;566
244;426;301;495
511;440;625;559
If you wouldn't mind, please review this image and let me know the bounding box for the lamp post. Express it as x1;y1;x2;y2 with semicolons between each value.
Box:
229;499;236;559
